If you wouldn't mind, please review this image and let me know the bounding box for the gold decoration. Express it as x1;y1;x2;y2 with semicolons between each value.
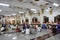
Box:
40;5;43;7
28;9;32;16
40;5;45;14
15;14;20;19
29;13;32;16
38;12;40;16
27;9;32;16
41;8;44;14
49;9;53;15
21;13;23;17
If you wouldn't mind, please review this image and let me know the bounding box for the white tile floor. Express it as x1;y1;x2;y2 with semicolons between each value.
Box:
45;34;60;40
0;29;48;40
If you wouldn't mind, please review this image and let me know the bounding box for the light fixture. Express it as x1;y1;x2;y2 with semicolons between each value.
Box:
19;11;24;13
31;9;37;13
0;3;10;7
4;15;11;16
12;14;16;15
46;9;49;11
53;3;59;7
31;9;36;11
0;9;2;12
33;11;37;13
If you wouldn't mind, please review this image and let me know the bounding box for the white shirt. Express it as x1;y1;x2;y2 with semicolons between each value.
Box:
25;28;30;34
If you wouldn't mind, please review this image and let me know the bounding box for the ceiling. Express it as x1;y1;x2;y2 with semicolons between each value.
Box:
0;0;60;16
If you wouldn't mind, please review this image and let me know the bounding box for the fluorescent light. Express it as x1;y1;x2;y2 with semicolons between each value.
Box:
12;14;16;15
0;3;10;7
53;3;59;7
33;11;37;13
0;9;2;12
46;9;49;11
31;9;36;11
19;11;24;13
31;9;37;13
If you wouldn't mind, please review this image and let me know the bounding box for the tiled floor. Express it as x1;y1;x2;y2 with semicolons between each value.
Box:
36;30;60;40
0;29;60;40
0;29;48;40
45;34;60;40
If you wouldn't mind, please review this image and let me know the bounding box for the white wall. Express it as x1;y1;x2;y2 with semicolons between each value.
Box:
24;10;60;24
0;10;60;24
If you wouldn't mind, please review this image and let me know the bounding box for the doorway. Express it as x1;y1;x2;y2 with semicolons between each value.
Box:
32;17;38;23
43;16;49;23
54;15;60;23
25;19;29;24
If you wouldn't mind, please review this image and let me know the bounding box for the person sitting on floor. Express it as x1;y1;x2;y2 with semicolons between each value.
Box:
51;25;57;34
25;27;30;34
42;22;47;29
56;23;60;30
37;25;42;32
1;23;6;32
15;25;21;32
